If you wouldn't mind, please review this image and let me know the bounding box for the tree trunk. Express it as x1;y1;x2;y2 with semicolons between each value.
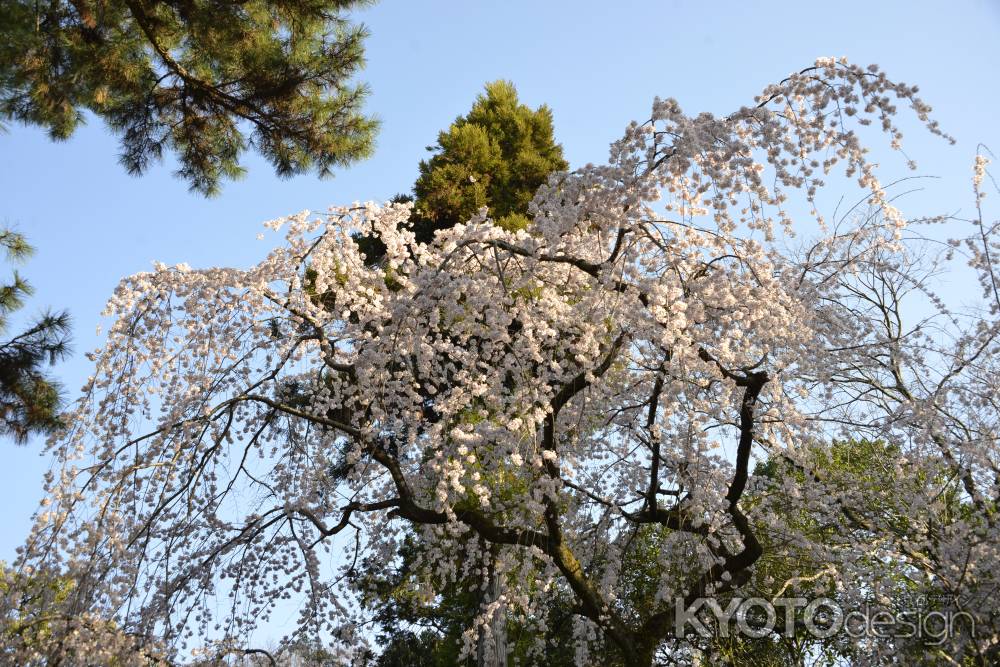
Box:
476;556;507;667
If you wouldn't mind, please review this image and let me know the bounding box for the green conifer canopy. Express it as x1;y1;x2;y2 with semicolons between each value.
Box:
410;80;568;243
0;0;379;195
0;230;70;444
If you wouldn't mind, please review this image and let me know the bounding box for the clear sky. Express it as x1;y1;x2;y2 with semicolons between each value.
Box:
1;0;998;563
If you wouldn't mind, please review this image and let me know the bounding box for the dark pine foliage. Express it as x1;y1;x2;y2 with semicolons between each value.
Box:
0;0;379;195
0;230;70;444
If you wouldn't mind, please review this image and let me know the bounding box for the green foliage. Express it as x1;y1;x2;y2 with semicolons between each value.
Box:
356;81;566;270
0;0;379;195
0;562;77;659
410;80;568;243
0;230;70;444
1;562;65;645
359;537;582;667
0;562;170;665
359;537;477;666
691;440;955;666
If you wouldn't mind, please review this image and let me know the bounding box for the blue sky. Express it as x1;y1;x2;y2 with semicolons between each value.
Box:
1;0;998;562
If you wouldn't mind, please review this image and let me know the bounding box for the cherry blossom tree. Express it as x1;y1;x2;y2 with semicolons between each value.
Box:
9;58;998;666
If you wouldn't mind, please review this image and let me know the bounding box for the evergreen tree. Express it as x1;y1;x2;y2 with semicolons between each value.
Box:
0;230;70;444
0;0;379;195
355;80;567;264
410;79;568;242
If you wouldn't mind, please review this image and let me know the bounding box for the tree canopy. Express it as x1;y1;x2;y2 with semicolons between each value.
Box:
0;230;70;444
7;59;999;667
410;80;568;242
354;80;567;265
0;0;379;195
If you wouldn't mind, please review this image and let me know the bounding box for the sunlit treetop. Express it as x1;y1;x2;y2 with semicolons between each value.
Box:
410;80;568;242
